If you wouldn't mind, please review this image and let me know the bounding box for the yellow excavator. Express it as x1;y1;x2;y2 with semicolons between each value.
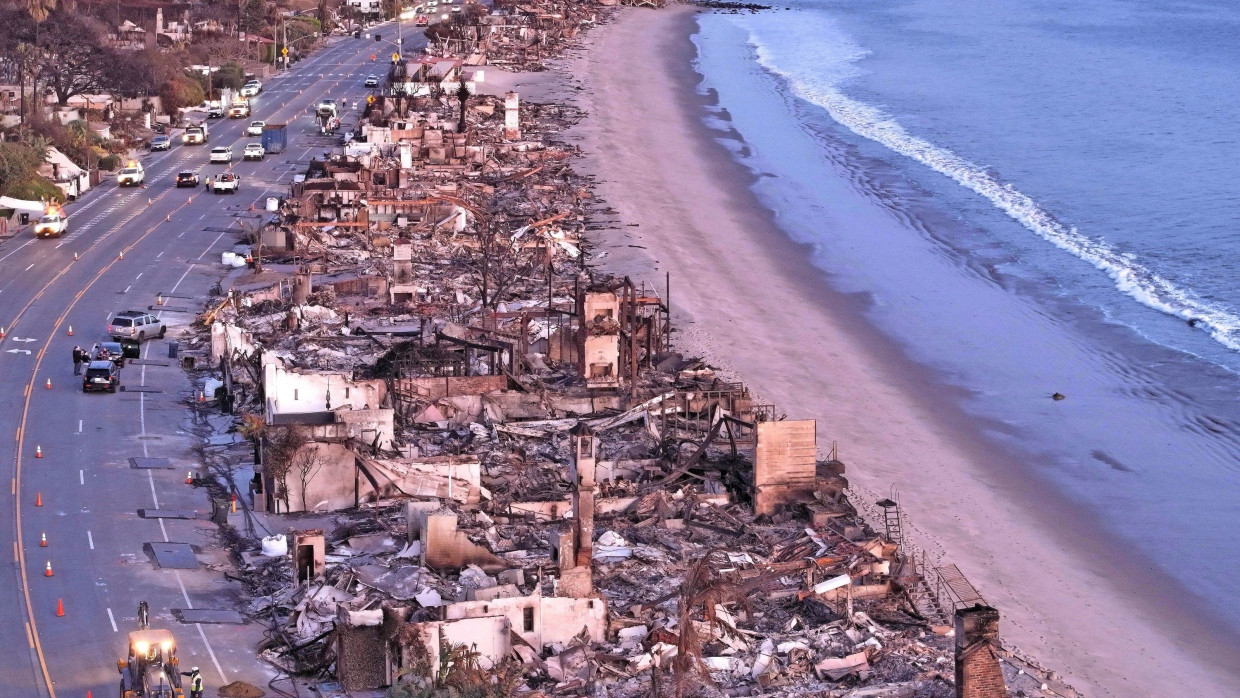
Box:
117;602;185;698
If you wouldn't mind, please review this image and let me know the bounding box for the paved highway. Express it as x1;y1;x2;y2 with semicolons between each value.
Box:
0;24;423;698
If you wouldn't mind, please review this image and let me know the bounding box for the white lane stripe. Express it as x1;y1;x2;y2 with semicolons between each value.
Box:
87;531;94;550
79;470;83;485
106;607;118;632
138;274;227;683
24;264;34;271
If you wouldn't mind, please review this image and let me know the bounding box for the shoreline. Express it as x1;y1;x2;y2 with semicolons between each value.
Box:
539;4;1240;697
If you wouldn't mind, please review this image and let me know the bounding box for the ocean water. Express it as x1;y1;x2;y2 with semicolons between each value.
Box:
692;0;1240;640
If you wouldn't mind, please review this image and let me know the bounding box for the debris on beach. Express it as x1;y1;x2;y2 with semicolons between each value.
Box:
177;3;1080;697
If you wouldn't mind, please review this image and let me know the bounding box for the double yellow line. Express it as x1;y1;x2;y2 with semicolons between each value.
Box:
7;187;204;697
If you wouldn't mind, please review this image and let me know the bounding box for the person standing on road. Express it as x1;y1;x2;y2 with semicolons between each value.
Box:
72;346;84;375
182;667;204;698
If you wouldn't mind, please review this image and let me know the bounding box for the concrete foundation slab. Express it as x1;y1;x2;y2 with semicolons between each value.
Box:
148;542;199;569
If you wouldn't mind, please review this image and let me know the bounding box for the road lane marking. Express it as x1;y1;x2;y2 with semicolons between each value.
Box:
87;531;94;550
0;240;34;264
26;622;34;648
106;607;118;632
124;285;131;293
79;470;83;485
24;264;34;271
0;41;385;693
135;273;143;280
77;420;82;434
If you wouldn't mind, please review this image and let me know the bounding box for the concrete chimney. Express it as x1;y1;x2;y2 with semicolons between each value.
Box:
503;91;520;140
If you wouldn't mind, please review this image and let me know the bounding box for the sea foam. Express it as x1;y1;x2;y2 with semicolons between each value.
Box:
727;12;1240;352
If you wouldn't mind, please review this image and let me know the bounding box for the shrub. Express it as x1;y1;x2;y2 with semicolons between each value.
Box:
158;76;206;115
6;176;64;203
212;62;247;92
97;154;120;171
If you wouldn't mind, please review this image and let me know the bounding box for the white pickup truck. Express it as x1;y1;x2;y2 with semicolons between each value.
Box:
116;162;145;187
34;212;67;238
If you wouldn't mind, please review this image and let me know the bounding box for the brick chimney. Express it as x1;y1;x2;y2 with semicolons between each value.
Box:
955;604;1006;698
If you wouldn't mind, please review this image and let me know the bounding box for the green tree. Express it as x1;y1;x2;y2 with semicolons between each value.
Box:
239;0;267;35
212;62;247;91
157;75;206;115
0;140;62;202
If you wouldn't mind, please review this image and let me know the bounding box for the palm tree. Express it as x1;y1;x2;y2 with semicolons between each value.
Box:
26;0;56;24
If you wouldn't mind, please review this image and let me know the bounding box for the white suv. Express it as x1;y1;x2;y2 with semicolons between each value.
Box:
209;146;233;163
108;311;166;342
243;143;265;161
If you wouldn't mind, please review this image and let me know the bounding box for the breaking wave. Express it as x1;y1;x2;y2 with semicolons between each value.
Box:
738;19;1240;352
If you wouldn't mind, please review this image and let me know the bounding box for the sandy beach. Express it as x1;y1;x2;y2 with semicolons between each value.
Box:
483;5;1240;697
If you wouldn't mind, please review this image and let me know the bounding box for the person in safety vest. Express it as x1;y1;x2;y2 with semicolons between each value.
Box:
182;666;204;698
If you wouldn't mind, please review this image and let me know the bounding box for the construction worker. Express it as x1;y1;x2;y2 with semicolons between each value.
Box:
205;175;212;191
182;667;204;698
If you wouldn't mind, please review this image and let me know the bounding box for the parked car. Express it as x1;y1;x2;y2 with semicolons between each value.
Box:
212;172;241;194
246;120;266;137
96;341;135;367
175;171;200;188
108;310;166;342
33;212;66;238
116;161;145;187
364;75;379;87
82;360;120;393
149;135;171;151
243;143;265;161
209;146;233;163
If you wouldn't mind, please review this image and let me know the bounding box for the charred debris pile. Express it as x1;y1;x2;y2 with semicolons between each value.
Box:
176;2;1075;697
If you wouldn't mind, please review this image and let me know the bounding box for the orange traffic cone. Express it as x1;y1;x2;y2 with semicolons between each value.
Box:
45;378;51;390
35;445;42;458
157;294;164;306
44;561;53;577
35;492;42;507
67;326;73;336
40;533;47;547
55;599;64;617
198;391;205;403
73;251;79;261
0;326;5;338
119;250;125;260
230;492;237;513
186;471;194;485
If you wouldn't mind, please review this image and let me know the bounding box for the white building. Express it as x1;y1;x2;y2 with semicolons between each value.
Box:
347;0;381;14
39;147;91;201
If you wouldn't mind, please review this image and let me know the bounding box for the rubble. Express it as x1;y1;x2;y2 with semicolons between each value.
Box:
173;3;1080;697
